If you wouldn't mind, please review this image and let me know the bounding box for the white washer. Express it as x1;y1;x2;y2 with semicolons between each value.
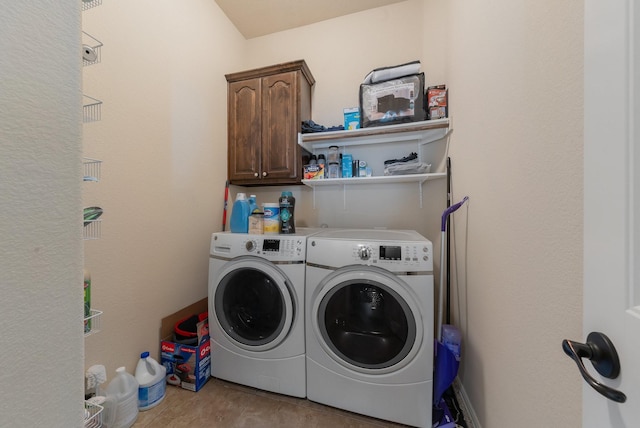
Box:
208;228;318;398
305;229;434;427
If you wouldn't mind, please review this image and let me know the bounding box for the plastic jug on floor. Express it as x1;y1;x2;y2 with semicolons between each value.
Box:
103;367;139;428
135;351;167;411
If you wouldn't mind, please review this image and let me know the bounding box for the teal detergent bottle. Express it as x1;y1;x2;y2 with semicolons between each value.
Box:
279;191;295;234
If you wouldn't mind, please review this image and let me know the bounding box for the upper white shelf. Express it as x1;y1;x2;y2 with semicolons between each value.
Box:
298;118;450;152
302;172;446;188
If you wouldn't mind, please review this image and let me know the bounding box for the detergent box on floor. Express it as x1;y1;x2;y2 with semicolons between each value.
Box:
160;298;211;392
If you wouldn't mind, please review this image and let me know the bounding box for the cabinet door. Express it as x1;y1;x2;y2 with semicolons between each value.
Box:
228;78;261;182
261;71;299;181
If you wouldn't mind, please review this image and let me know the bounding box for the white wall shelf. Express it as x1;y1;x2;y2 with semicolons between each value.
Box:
83;95;102;123
83;158;102;182
298;118;451;208
83;219;101;240
84;399;104;427
302;172;446;187
82;1;105;418
84;309;103;337
298;118;450;152
82;0;102;12
82;31;103;67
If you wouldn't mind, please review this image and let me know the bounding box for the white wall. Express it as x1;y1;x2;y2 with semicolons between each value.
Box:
444;0;583;426
241;0;447;245
0;1;584;426
82;0;245;379
244;1;584;427
0;1;84;425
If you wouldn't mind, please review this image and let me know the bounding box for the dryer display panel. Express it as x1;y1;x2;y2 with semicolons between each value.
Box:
379;245;401;260
318;279;416;370
215;267;286;347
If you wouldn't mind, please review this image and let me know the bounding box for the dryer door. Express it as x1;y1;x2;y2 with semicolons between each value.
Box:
312;265;424;374
213;256;295;351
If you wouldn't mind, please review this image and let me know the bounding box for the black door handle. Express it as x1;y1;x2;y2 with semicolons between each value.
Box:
562;332;626;403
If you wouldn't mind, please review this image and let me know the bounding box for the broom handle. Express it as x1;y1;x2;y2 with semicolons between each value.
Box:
437;196;469;342
222;180;229;231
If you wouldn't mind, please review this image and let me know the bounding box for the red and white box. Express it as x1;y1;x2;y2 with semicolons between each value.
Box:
160;298;211;392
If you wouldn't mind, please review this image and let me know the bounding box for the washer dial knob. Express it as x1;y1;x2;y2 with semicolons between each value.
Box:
245;240;257;252
358;245;372;260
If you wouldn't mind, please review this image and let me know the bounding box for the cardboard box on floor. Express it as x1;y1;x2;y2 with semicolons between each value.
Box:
160;298;211;392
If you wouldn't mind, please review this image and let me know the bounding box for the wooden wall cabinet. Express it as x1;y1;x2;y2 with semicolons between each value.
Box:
226;60;314;186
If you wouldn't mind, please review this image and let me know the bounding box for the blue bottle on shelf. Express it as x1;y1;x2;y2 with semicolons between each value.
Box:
230;193;250;233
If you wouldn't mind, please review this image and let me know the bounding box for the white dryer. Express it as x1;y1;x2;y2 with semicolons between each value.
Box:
305;229;434;428
208;229;317;398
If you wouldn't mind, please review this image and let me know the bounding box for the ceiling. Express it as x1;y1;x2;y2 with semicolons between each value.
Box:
215;0;407;39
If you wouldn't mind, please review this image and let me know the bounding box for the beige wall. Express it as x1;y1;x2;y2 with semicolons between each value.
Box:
0;1;84;425
2;0;584;426
241;0;448;244
444;0;583;426
82;0;245;379
243;1;584;426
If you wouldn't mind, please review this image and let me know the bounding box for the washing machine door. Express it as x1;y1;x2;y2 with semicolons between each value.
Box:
213;256;295;351
312;265;424;374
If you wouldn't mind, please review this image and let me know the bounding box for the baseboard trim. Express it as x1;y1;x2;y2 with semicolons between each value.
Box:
454;378;482;428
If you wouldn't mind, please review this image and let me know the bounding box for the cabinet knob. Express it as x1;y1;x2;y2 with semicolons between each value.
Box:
262;171;267;177
254;172;259;177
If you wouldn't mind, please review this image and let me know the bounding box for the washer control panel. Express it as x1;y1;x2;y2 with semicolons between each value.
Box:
309;238;433;271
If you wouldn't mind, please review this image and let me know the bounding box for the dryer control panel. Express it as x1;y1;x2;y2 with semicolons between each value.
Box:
308;238;433;272
353;243;431;267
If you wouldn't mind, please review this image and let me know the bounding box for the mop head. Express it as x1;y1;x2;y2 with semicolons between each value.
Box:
433;397;456;428
85;364;107;389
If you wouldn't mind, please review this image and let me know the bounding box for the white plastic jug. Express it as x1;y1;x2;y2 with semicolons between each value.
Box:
103;367;139;428
135;351;167;411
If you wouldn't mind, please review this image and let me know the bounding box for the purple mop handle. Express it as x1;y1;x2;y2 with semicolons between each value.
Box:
441;196;469;231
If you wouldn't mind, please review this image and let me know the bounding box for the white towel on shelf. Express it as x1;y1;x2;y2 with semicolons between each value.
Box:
384;162;432;176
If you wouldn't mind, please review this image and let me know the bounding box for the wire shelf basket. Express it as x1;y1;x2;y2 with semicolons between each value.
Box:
83;220;102;240
83;95;102;123
82;0;102;12
83;158;102;182
84;399;104;427
84;309;103;337
82;32;103;66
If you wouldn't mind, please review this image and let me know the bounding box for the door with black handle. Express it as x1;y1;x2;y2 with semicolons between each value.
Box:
562;332;626;403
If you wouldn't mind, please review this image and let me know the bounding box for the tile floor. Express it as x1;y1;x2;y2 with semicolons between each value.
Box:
133;377;410;427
